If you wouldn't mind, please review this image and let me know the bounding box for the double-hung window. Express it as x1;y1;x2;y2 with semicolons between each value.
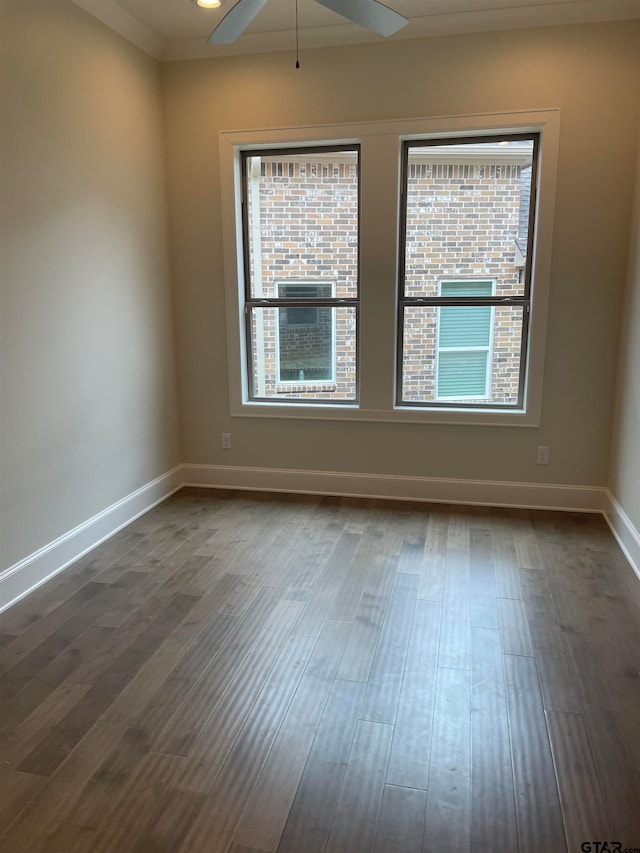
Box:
223;113;557;425
240;146;359;403
398;134;538;409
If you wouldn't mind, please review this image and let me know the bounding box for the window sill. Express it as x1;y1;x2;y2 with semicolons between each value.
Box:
233;400;539;427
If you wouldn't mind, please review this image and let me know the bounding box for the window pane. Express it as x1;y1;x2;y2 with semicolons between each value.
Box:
401;305;524;405
404;139;534;298
249;306;357;401
245;151;358;300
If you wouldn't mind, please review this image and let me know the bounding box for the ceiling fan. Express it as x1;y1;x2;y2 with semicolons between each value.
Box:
207;0;409;45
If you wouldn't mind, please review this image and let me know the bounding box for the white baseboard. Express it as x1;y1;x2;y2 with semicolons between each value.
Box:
0;462;617;616
181;464;606;513
604;490;640;582
0;467;183;614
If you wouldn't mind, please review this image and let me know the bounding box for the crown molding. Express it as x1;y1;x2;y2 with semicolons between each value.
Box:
162;0;640;61
69;0;164;59
68;0;639;63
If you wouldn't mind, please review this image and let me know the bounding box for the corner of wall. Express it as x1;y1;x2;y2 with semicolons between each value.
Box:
606;117;640;577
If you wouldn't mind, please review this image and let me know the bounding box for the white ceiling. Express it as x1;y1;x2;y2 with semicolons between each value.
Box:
70;0;640;60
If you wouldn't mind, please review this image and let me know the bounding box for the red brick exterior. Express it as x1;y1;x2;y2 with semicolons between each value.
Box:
247;155;357;399
403;154;527;404
246;147;531;404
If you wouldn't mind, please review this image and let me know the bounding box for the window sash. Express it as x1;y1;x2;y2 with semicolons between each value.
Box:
396;132;538;410
398;302;529;410
240;144;361;404
398;132;538;303
244;304;359;404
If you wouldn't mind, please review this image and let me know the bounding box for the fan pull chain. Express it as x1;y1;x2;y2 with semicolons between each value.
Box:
295;0;300;68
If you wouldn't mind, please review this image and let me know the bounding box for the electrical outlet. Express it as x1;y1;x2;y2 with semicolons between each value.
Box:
536;446;550;465
221;433;232;450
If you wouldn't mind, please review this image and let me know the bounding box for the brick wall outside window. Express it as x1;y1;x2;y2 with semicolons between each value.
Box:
403;159;525;404
248;158;357;399
248;153;527;403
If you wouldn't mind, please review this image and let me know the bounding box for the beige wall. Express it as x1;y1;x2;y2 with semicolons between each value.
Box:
609;128;640;533
2;8;639;576
162;21;640;487
0;0;179;570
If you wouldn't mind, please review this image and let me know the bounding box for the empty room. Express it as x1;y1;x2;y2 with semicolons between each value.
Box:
1;0;640;851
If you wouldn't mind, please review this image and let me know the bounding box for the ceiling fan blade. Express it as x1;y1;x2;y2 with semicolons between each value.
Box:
208;0;269;45
315;0;409;37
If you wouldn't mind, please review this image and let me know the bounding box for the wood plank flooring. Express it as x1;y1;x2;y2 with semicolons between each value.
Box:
1;489;639;852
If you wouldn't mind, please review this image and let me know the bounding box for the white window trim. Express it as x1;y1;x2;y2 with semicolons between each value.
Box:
434;279;495;403
219;109;560;427
274;281;337;387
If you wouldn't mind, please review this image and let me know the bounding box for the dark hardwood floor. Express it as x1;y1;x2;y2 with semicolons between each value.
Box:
1;488;639;852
